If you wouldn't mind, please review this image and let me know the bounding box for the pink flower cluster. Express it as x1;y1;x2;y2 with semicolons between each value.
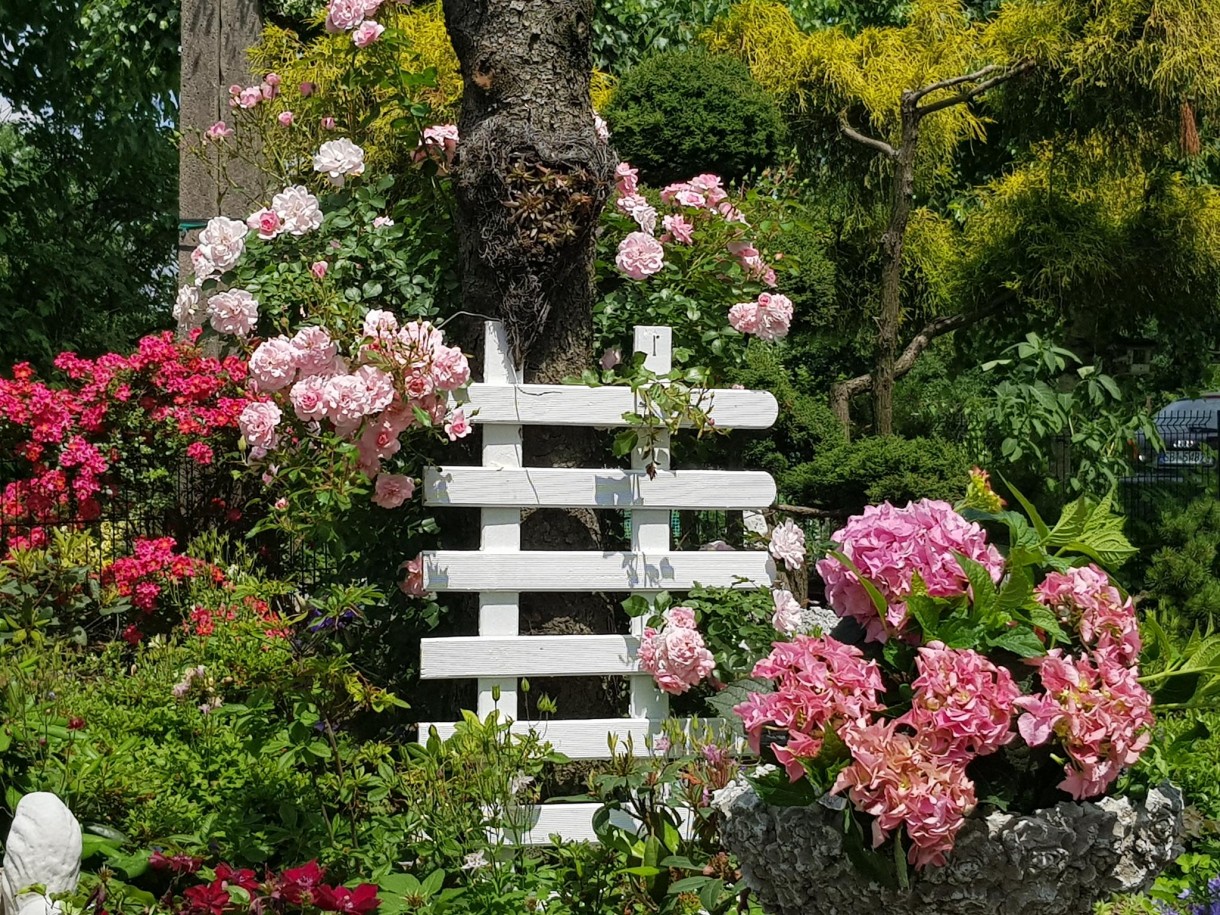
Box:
101;537;225;615
833;719;978;869
228;72;281;110
816;499;1004;642
324;0;382;34
638;607;716;695
1015;649;1153;799
239;312;472;502
729;292;793;341
1035;564;1141;665
734;635;884;781
156;858;380;915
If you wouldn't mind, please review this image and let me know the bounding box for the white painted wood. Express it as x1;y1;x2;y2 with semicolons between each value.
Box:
477;322;522;719
457;383;778;429
629;326;672;722
422;550;776;592
423;467;777;510
423;717;727;760
422;634;641;679
493;802;630;845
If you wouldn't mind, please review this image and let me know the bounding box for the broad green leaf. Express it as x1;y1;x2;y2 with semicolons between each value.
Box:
954;553;998;618
999;474;1049;541
829;550;888;625
986;627;1047;658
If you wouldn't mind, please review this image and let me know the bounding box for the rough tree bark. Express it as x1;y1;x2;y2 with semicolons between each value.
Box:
836;60;1033;439
441;0;619;719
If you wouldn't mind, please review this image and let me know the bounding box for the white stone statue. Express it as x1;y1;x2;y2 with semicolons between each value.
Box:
0;793;82;915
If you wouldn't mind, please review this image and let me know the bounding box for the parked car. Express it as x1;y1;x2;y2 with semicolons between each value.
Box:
1134;394;1220;469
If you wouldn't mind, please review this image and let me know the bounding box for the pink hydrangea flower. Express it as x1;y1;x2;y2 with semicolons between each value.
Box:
248;336;298;392
816;500;1004;642
615;232;665;280
638;607;715;695
1035;565;1141;665
1014;650;1153;799
246;207;284;241
902;642;1019;761
771;588;803;634
206;289;258;337
735;634;885;781
444;407;471;441
661;214;694;245
833;719;977;869
768;519;805;571
238;401;282;451
372;473;415;508
352;19;385;47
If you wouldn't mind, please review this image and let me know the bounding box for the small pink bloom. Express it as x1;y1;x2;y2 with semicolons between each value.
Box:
768;519;805;571
289;375;329;422
662;214;694;245
600;347;622;371
237;86;263;109
615;162;639;196
399;555;427;596
352;19;385;47
311;260;328;279
372;473;415;508
300;82;315;97
444;407;471;441
772;588;803;634
205;121;234;140
239;401;282;451
638;607;715;695
372;215;395;228
278;110;294;126
321;116;337;130
265;73;281;88
615;231;665;280
246;207;284;241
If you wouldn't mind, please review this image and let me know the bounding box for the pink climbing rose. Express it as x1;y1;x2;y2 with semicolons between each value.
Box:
638;607;715;695
771;588;803;634
768;519;806;571
239;401;282;451
352;20;385;46
444;407;472;441
246;208;284;241
372;474;415;508
206;289;259;337
248;336;299;392
615;232;665;280
729;293;792;341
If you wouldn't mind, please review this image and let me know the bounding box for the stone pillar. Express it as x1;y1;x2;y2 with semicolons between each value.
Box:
178;0;266;280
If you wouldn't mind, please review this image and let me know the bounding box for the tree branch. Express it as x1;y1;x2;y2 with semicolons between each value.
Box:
838;112;898;159
915;59;1036;118
909;64;1004;103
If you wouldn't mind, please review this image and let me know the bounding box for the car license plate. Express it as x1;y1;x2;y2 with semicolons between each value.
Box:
1159;451;1212;466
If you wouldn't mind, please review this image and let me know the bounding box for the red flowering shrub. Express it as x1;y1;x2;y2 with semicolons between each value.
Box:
150;856;380;915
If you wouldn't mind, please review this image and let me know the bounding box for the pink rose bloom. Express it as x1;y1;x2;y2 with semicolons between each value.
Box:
1035;564;1141;665
399;555;427;596
237;86;263;109
195;215;248;274
444;407;472;441
207;289;259;337
323;374;372;435
615;162;639;196
325;0;365;31
902;642;1019;761
659;181;690;204
600;347;622;371
372;473;415;509
291;325;339;377
431;345;471;391
768;519;805;571
355;364;394;414
359;411;405;465
321;116;337;130
246;207;283;241
728;302;760;336
638;607;715;695
372;215;394;229
616;194;657;235
352;19;385;47
362;308;399;341
662;214;694;245
615;231;665;280
289;375;329;422
311;260;328;279
277;110;294;126
313;137;365;186
688;173;723;192
248;336;299;392
816;499;1005;642
299;81;315;97
718;201;748;224
264;72;281;88
238;401;282;451
772;588;803;634
271;185;323;236
754;292;793;341
675;189;706;208
205;121;233;140
417;124;460;165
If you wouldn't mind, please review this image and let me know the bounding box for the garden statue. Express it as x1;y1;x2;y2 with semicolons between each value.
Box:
0;794;82;915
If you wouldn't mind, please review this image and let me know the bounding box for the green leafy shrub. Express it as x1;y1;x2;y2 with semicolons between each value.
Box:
605;48;787;186
1145;498;1220;629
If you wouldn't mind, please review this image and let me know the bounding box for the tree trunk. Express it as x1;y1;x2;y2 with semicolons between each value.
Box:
873;91;920;437
442;0;619;722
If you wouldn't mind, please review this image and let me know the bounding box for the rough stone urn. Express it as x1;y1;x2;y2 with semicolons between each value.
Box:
722;784;1183;915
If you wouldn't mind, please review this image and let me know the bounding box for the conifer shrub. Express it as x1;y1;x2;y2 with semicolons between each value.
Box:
1145;497;1220;628
605;48;786;186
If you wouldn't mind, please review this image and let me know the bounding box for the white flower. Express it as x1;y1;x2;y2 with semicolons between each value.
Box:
771;588;803;634
174;284;202;327
594;113;610;142
460;850;488;872
195;215;248;275
272;185;324;235
508;772;534;797
313;138;365;186
751;763;778;779
768;519;806;572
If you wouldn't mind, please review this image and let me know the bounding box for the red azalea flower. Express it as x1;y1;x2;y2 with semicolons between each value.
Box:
182;881;229;915
278;860;325;905
314;884;381;915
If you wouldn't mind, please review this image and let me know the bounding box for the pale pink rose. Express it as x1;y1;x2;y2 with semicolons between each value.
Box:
362;308;399;340
661;214;694;245
237;86;263;109
615;231;665;280
659;181;689;204
359;412;405;464
754;292;793;341
228;84;242;97
238;401;282;450
323;374;372;434
321;116;337;130
174;285;201;327
769;519;806;571
246;207;284;241
600;347;622;371
207;289;259;337
372;473;415;508
615;162;639;196
352;19;385;47
616;194;657;236
772;588;803;634
361;0;383;14
313;138;365;186
718;201;748;224
289;375;329;421
688;173;723;192
729;302;760;335
195;216;248;274
271;185;323;236
325;0;365;30
416;124;459;165
277;110;294;126
311;261;328;279
675;189;706;208
205;121;233;140
264;72;281;88
431;345;471;391
665;606;697;629
399;555;427;596
372;215;395;228
594;114;610;142
355;364;395;413
638;608;715;695
444;407;472;441
291;325;339;377
248;336;298;392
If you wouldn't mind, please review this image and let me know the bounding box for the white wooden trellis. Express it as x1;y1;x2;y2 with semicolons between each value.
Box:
419;321;778;843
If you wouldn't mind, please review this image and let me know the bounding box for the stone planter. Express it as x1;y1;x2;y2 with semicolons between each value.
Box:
722;784;1183;915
